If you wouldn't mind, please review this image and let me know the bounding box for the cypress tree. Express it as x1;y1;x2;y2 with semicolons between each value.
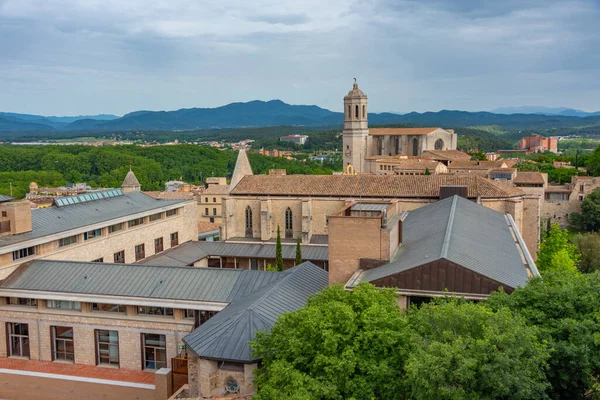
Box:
275;225;283;271
295;236;302;266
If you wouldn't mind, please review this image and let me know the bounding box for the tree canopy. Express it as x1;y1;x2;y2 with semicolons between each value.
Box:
537;223;580;274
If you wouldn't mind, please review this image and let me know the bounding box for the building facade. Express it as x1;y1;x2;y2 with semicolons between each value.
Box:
518;135;558;153
198;177;229;225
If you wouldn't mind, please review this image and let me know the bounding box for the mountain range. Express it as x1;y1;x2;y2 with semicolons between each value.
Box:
490;106;600;117
1;101;600;134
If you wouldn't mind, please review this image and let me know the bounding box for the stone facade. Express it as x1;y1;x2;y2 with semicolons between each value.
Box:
198;178;229;225
186;353;258;398
541;176;600;227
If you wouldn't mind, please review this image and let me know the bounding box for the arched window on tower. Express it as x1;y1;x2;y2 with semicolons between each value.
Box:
245;206;253;238
362;105;366;119
348;105;351;119
285;207;293;238
355;105;359;119
413;137;419;156
434;139;444;150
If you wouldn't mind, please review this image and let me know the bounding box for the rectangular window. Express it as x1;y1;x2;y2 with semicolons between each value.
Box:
149;213;163;222
1;211;6;217
108;223;123;234
92;257;104;262
170;232;179;247
199;310;217;325
142;333;167;370
128;217;145;228
47;300;81;310
135;244;145;261
91;303;126;313
212;208;217;216
12;246;36;261
166;208;178;217
96;330;119;367
205;207;209;215
8;298;37;307
213;197;216;203
184;309;195;319
137;306;173;317
209;217;214;223
7;322;29;358
205;197;208;203
154;237;163;253
52;326;74;362
84;228;102;241
580;184;585;192
114;250;125;263
58;235;78;248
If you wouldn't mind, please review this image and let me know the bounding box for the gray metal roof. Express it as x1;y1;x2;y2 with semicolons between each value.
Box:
183;262;328;362
350;203;389;212
138;241;328;266
0;194;14;203
0;192;189;249
358;195;536;289
0;260;281;303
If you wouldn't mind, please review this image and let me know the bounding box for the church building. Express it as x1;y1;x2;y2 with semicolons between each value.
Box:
342;81;457;173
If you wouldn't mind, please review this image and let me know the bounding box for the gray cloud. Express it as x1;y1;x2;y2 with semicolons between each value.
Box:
0;0;598;116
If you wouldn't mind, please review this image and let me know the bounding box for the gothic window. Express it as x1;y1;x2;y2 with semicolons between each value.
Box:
285;208;293;238
412;137;419;156
348;105;351;119
245;207;253;238
378;137;384;156
362;105;366;118
434;139;444;150
355;105;359;119
225;377;240;395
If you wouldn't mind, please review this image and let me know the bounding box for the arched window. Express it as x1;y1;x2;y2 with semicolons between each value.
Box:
224;377;240;395
362;105;366;118
245;206;253;237
355;105;359;119
285;208;293;238
348;105;351;119
412;137;419;156
434;139;444;150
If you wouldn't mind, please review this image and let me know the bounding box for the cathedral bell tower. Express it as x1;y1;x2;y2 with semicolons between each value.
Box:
342;79;369;173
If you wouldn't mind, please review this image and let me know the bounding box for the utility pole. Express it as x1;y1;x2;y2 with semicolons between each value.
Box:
9;182;13;197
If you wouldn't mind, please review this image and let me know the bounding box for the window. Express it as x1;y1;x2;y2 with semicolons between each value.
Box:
135;244;145;261
58;235;78;248
52;326;74;362
166;208;178;217
108;223;123;234
579;194;584;201
96;330;119;366
92;303;126;313
154;237;164;253
355;105;359;119
245;206;253;238
84;228;102;241
12;246;36;261
142;333;167;370
7;322;29;358
580;184;585;192
209;217;214;223
184;309;195;319
47;300;81;310
205;197;209;203
212;208;217;216
149;213;163;222
225;377;240;395
213;197;216;203
137;306;173;317
204;207;209;215
199;310;217;325
92;257;104;262
170;232;179;246
114;250;125;263
128;217;145;228
285;207;293;238
1;211;6;217
434;139;444;150
8;298;37;307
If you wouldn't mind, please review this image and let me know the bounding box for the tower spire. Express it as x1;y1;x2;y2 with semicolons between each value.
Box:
230;149;253;191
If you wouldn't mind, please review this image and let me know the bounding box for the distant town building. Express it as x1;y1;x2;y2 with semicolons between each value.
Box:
518;134;558;153
542;176;600;226
280;134;308;145
198;177;229;225
447;160;508;176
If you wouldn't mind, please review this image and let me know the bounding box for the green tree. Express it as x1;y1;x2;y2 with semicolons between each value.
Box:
486;271;600;399
586;144;600;176
295;236;302;265
275;225;283;271
251;284;412;400
424;167;431;175
572;233;600;273
515;161;541;172
406;299;550;400
537;223;580;274
573;188;600;232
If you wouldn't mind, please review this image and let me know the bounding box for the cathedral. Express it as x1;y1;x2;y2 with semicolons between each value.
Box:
342;81;458;173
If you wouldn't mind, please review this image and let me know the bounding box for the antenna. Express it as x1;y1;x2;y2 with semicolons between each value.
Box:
9;182;12;197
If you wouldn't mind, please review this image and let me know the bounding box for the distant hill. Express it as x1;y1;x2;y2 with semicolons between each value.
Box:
490;106;600;117
2;100;600;135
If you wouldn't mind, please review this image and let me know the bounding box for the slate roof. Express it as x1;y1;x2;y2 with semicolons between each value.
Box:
357;195;537;289
230;150;253;191
230;174;524;199
0;259;281;303
0;192;190;249
369;127;440;136
183;262;328;362
137;241;328;266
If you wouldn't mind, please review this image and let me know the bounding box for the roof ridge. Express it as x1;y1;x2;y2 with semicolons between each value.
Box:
440;195;458;259
246;263;311;311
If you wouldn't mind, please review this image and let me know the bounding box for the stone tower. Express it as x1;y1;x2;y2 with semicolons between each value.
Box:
342;80;369;173
229;149;253;191
121;168;141;193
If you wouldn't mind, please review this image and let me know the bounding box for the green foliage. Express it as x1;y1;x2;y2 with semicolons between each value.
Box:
572;233;600;273
587;145;600;177
515;161;541;172
251;284;412;400
295;237;302;265
468;151;487;161
406;299;550;400
275;226;283;272
537;223;580;274
575;188;600;231
486;271;600;399
0;170;66;199
424;167;431;175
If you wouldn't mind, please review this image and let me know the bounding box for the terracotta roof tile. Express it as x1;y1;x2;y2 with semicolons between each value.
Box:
379;159;442;171
421;150;471;160
198;221;221;233
449;160;507;170
369;127;440;136
513;172;545;184
230;174;524;199
202;185;230;195
143;191;195;200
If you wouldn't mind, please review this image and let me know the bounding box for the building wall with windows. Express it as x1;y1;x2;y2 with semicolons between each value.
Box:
541;176;600;227
0;199;197;280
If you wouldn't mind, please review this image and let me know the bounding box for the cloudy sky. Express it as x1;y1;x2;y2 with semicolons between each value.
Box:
1;0;599;116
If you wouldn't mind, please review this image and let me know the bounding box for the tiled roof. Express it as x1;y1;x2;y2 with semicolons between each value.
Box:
513;172;545;184
421;150;471;161
369;127;439;136
449;160;507;170
202;185;230;195
230;150;253;191
143;191;195;200
122;169;140;187
503;159;519;168
357;195;537;290
490;168;517;173
230;174;524;199
380;159;441;171
198;221;221;233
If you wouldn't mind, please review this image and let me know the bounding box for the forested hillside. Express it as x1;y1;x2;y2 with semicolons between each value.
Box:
0;145;339;198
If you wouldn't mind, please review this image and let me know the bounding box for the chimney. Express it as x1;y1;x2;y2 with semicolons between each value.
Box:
0;200;33;235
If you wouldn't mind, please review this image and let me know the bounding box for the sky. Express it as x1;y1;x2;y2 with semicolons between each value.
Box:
1;0;599;116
